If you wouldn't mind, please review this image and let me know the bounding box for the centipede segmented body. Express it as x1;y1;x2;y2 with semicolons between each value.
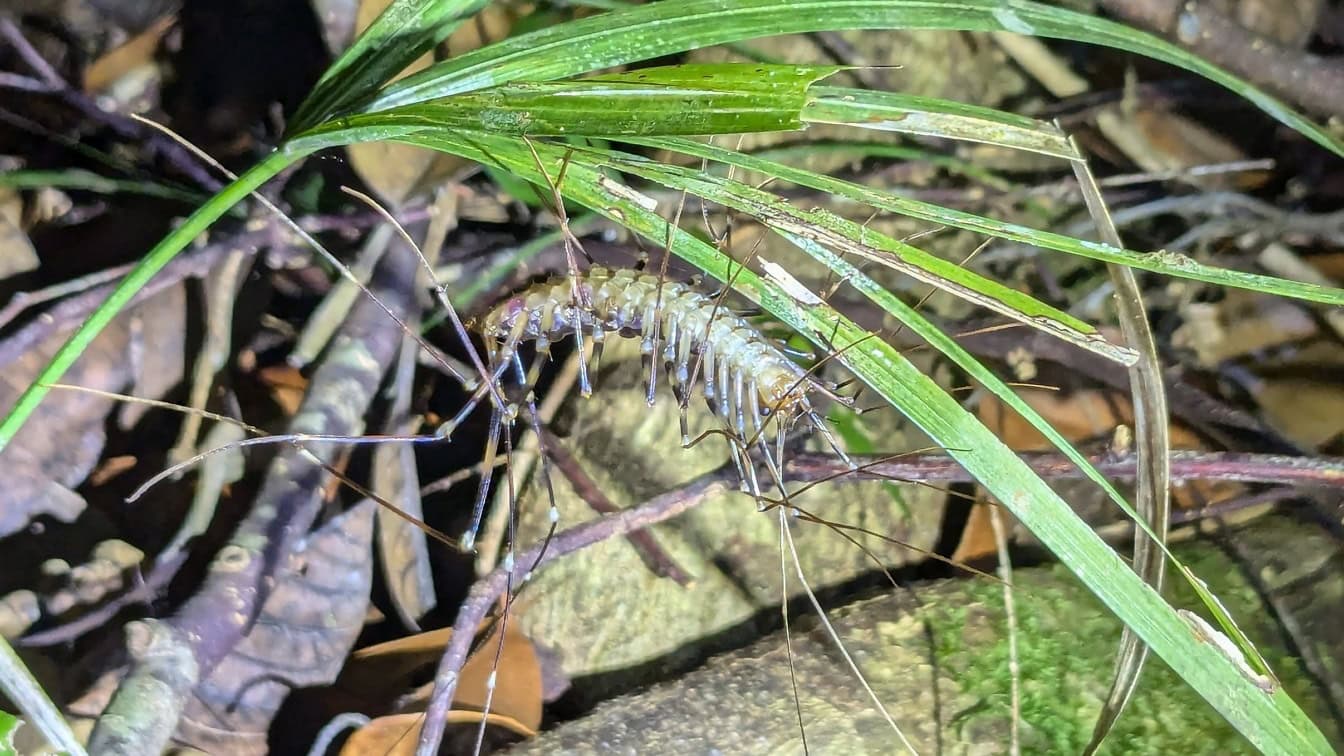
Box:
449;266;852;547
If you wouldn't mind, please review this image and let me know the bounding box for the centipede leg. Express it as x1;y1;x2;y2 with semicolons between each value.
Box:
438;323;527;437
726;371;764;499
748;387;787;501
569;283;591;398
806;405;856;469
460;403;504;551
673;328;694;445
641;298;660;407
587;322;604;394
513;350;561;532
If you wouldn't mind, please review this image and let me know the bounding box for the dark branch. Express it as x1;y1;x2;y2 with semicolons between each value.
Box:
1099;0;1344;119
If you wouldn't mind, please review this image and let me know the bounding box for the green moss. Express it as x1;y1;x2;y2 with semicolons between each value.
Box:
913;533;1341;754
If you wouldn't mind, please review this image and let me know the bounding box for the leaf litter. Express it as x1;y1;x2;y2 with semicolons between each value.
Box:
2;2;1344;747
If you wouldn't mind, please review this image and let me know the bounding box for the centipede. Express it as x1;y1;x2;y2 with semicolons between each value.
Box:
447;265;855;549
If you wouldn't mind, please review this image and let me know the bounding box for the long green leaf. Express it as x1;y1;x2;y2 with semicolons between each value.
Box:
580;147;1137;364
386;130;1329;754
290;0;489;132
630;137;1344;306
805;86;1076;159
361;0;1343;157
298;64;841;141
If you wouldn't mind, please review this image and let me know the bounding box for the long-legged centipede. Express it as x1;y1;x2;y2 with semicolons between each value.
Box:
449;265;855;548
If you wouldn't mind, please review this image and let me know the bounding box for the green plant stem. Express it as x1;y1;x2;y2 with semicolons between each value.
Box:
0;637;84;756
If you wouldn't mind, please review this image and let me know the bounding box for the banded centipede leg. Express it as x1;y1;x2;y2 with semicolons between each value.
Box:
461;401;504;551
746;383;788;500
436;320;528;438
640;297;661;407
587;321;604;395
805;403;856;470
511;350;561;533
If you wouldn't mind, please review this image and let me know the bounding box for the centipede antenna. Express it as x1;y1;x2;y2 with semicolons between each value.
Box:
781;511;917;754
778;505;811;754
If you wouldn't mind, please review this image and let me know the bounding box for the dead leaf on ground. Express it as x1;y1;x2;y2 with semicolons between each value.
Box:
82;14;175;94
173;500;378;755
343;0;438;206
1173;290;1319;367
334;620;543;748
339;710;536;756
0;286;186;537
956;389;1246;562
257;364;309;415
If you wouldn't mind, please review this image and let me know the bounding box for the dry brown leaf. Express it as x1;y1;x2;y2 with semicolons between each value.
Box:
1209;0;1324;47
0;186;39;280
339;710;536;756
1253;376;1344;450
956;389;1245;562
120;282;187;428
257;364;309;415
374;430;435;628
1127;109;1262;189
336;618;545;742
979;389;1206;451
338;620;543;735
0;286;186;537
82;15;174;93
399;623;542;730
174;500;378;755
1172;292;1318;366
344;0;438;206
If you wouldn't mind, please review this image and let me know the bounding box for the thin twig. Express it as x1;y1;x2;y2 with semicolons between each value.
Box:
415;470;734;756
0;18;222;189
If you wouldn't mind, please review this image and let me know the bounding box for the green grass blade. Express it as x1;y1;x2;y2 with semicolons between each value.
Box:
385;130;1330;753
804;86;1076;158
289;0;489;132
361;0;1342;156
631;136;1344;305
0;636;83;756
580;146;1138;365
0;150;301;452
0;169;208;204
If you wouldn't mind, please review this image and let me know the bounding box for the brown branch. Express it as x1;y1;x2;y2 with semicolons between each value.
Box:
1099;0;1344;119
416;470;735;756
0;17;224;190
784;450;1344;488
